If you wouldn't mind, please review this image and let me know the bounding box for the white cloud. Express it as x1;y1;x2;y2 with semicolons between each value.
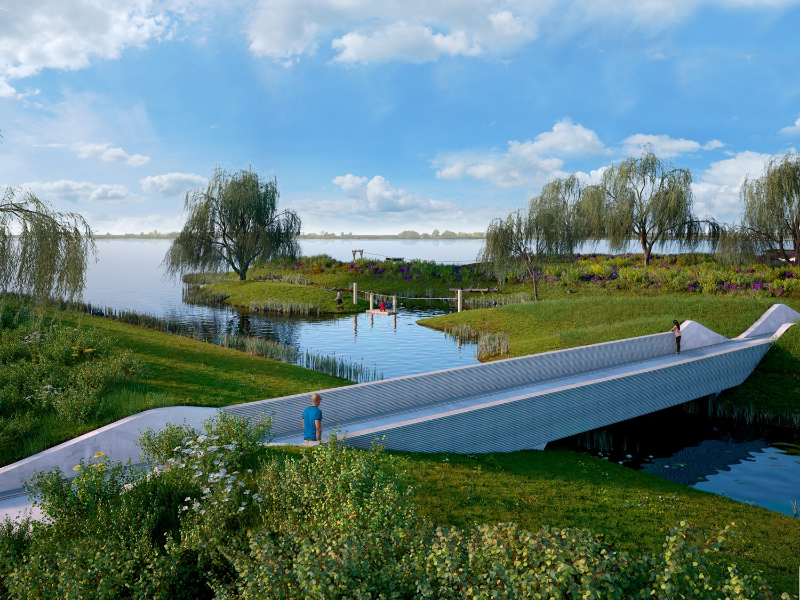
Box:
246;0;799;65
0;0;175;96
73;142;150;167
692;151;769;222
140;172;208;195
332;173;454;212
779;117;800;136
434;118;605;188
248;0;537;64
620;133;724;157
22;179;145;205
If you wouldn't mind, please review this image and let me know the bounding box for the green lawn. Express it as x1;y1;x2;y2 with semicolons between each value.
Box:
2;312;348;468
399;447;800;595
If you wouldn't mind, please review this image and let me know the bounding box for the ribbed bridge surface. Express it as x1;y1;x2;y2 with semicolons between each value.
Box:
223;304;800;454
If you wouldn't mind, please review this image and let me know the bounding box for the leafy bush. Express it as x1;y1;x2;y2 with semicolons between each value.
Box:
0;316;141;442
0;414;789;599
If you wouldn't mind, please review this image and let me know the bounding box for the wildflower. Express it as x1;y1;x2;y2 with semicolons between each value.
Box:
207;446;219;452
182;506;188;511
244;489;250;495
238;507;245;512
197;435;207;443
193;471;203;478
72;465;81;471
184;497;191;502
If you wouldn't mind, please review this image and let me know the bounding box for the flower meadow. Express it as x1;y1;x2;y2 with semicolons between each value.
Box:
0;412;789;599
264;253;800;300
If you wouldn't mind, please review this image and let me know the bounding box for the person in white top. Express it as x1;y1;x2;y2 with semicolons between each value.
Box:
670;320;681;354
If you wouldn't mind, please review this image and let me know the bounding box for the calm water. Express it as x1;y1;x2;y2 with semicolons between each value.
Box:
83;239;479;379
83;240;800;516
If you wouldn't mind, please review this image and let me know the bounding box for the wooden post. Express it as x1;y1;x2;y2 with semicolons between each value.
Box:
457;289;463;312
369;292;374;311
392;295;397;314
352;282;358;304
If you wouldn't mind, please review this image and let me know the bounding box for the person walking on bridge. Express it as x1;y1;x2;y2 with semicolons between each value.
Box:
670;320;682;354
302;393;323;446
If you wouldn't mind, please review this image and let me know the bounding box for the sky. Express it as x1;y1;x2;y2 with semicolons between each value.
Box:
1;0;800;235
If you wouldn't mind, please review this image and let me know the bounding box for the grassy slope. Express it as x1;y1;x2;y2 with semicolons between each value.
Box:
400;448;800;594
209;280;368;315
420;295;800;414
3;313;348;467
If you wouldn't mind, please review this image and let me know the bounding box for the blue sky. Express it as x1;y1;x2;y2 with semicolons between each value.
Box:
1;0;800;234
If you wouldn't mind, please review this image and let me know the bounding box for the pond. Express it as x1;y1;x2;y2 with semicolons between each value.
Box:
82;239;800;516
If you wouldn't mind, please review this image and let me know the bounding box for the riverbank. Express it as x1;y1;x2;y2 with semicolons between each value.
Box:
0;310;348;468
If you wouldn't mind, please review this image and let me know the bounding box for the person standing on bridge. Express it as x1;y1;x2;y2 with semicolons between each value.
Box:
670;320;682;354
302;393;323;446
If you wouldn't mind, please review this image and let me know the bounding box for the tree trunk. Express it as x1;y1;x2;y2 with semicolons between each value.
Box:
640;235;651;266
532;272;539;302
794;233;800;266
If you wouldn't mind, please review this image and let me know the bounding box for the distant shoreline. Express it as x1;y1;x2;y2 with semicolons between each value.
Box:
95;233;486;240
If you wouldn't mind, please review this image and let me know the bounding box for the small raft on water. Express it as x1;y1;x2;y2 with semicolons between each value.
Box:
366;309;394;316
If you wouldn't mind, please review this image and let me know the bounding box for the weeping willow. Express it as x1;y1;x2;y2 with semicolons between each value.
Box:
163;167;301;281
739;152;800;264
0;187;95;303
585;149;720;266
480;175;587;301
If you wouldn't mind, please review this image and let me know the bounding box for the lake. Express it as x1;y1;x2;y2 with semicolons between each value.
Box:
81;239;800;516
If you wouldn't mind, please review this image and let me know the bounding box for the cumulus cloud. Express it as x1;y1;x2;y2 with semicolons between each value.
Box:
247;0;537;64
140;172;208;195
245;0;800;65
692;151;769;222
73;142;150;167
332;173;455;212
779;117;800;136
434;118;606;188
0;0;176;96
22;179;145;204
620;133;724;157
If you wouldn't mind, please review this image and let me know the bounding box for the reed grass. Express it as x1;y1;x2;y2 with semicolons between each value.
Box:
182;272;237;284
182;284;230;306
299;350;383;383
249;299;322;316
218;333;298;363
442;323;510;359
465;292;532;309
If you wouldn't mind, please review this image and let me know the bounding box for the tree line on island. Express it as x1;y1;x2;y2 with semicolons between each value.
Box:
1;150;799;300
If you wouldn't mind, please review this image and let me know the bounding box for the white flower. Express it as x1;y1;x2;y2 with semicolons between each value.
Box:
244;490;250;495
207;445;219;452
184;497;191;501
246;469;253;473
182;506;188;511
193;471;203;478
238;507;245;512
197;435;207;443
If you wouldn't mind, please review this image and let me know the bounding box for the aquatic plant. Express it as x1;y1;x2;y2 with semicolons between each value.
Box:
299;350;383;383
442;323;510;359
218;333;298;363
249;299;321;316
182;284;230;306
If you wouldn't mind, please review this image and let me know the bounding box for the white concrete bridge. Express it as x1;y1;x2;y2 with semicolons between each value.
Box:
2;303;798;504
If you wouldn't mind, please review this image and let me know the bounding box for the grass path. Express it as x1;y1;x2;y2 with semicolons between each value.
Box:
401;447;800;595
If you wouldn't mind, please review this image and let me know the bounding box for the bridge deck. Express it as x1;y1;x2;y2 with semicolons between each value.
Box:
270;334;773;450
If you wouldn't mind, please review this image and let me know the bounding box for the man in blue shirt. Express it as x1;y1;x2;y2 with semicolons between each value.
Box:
301;393;323;446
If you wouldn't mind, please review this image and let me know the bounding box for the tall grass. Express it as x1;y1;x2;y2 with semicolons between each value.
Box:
182;272;237;284
218;333;298;363
299;350;383;383
183;284;230;306
249;299;321;316
281;273;313;285
76;303;380;384
442;323;510;359
465;292;532;309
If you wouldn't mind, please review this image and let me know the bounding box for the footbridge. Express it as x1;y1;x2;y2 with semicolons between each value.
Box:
225;304;800;454
1;304;798;499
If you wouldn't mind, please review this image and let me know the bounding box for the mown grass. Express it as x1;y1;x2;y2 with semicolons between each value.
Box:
398;447;800;595
207;280;368;315
1;312;348;468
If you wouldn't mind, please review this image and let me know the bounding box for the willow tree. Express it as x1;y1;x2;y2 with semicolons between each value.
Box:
586;150;718;266
0;187;95;303
739;152;800;264
164;167;301;281
481;175;587;301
